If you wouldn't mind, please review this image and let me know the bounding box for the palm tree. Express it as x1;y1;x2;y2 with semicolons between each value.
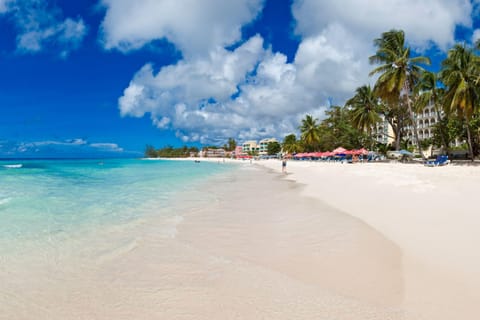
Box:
439;44;480;161
282;134;302;154
299;114;321;151
345;85;381;147
378;100;410;150
227;138;237;151
369;29;430;159
415;71;449;154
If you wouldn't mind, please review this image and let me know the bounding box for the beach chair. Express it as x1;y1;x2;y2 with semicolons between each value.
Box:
336;155;346;163
424;155;450;167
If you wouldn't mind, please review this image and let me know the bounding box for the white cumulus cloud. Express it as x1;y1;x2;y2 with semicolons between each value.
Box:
90;143;124;152
99;0;264;57
0;139;127;156
289;0;474;107
119;35;264;120
119;35;327;143
2;0;87;56
292;0;472;51
115;0;477;144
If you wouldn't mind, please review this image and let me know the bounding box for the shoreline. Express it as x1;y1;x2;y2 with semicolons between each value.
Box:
255;159;480;319
174;164;408;318
3;158;478;319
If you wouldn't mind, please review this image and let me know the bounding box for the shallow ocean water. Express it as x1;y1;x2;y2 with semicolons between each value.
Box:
0;159;231;250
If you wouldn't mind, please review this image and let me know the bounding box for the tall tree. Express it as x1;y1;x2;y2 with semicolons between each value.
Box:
267;141;281;155
439;43;480;160
299;114;321;151
415;71;449;154
345;85;381;148
144;145;158;158
369;29;430;159
227;138;237;151
282;134;302;154
377;100;410;150
318;106;370;151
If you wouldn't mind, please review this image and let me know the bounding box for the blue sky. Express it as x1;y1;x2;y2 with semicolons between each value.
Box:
0;0;479;158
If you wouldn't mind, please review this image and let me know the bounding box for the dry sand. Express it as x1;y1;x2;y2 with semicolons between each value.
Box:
257;158;480;319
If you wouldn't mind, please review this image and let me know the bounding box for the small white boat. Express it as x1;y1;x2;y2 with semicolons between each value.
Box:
3;164;23;169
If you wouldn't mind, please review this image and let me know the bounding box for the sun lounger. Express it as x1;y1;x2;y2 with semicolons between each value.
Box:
424;155;450;167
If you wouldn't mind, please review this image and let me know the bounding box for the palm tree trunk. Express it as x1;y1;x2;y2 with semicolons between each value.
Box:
395;131;401;150
386;119;401;150
435;106;449;154
465;116;474;161
404;81;426;159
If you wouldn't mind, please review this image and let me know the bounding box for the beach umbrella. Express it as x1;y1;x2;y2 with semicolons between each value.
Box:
333;147;347;154
399;149;413;156
357;148;369;155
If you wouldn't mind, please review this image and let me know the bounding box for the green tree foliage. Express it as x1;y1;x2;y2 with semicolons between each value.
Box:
439;43;480;160
299;114;321;151
282;134;302;154
369;29;430;158
144;145;157;158
345;85;381;133
382;100;411;150
227;138;237;151
415;71;449;153
317;106;372;151
267;141;281;155
144;145;199;158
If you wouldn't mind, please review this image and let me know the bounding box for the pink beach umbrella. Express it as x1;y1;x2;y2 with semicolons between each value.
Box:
357;148;369;155
333;147;347;154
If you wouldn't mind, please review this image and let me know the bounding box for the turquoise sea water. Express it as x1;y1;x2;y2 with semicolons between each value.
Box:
0;159;232;250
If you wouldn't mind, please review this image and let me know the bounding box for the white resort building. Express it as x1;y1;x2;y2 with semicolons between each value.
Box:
241;141;259;154
258;138;278;155
405;106;438;143
240;138;278;156
372;115;394;145
371;105;440;148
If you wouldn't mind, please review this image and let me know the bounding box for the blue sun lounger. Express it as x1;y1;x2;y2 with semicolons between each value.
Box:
424;155;450;167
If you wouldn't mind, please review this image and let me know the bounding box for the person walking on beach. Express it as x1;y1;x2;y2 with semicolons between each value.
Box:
282;158;287;173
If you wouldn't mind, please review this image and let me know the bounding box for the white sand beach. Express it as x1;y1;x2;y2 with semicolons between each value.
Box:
256;159;480;319
2;158;478;319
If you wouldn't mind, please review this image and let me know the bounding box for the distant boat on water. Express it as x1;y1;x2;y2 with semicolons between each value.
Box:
3;164;22;168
